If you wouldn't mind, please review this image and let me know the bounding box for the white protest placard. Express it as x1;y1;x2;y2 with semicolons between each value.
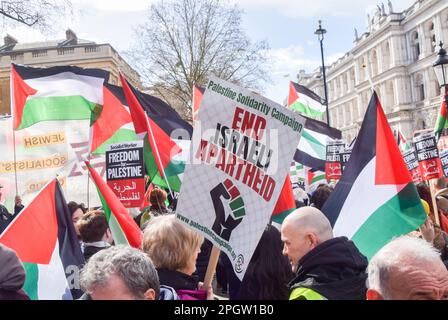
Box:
176;76;305;279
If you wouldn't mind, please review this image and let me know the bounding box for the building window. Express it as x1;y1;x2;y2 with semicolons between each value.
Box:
383;41;391;69
371;50;379;76
428;22;437;53
415;73;425;101
386;81;395;111
412;31;420;61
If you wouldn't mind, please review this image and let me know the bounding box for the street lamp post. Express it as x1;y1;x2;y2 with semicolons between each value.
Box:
434;41;448;109
315;20;330;126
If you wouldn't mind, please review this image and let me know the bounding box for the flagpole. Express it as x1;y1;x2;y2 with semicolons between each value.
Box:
143;112;175;200
10;66;19;197
87;153;91;209
12;128;19;196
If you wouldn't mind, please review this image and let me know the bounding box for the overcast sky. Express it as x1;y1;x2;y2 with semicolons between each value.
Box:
1;0;416;104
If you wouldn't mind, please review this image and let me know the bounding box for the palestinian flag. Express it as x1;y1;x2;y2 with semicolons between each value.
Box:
0;179;84;300
306;168;326;193
89;84;137;154
120;74;187;192
294;116;342;171
271;176;296;225
193;85;205;121
86;161;142;248
11;64;109;130
397;129;411;153
434;93;448;139
288;82;326;118
322;92;426;260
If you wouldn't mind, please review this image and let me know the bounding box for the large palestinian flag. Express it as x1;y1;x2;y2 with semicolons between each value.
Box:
294;116;342;171
89;83;137;154
322;92;426;259
11;64;109;130
288;82;326;118
86;161;142;248
120;74;189;192
0;179;84;300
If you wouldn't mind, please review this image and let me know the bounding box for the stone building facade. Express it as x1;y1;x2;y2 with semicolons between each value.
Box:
302;0;448;142
0;29;140;115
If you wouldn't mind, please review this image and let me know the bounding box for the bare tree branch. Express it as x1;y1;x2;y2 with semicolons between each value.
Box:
0;0;72;32
126;0;270;118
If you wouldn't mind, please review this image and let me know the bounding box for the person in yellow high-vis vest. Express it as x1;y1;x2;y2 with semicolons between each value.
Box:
281;207;368;300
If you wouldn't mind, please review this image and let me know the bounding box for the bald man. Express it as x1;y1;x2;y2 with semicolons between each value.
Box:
281;207;368;300
367;236;448;300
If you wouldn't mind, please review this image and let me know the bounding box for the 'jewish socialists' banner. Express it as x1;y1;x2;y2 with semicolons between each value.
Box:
176;77;305;280
106;141;145;208
0;117;103;210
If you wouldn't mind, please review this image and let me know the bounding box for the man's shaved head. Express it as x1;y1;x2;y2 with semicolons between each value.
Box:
281;207;334;272
283;207;333;241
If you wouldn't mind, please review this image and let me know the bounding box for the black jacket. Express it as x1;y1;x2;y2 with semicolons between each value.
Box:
83;245;108;262
0;204;24;234
157;268;199;291
288;237;368;300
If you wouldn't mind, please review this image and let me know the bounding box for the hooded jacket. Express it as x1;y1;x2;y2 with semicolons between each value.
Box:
0;244;29;300
288;237;368;300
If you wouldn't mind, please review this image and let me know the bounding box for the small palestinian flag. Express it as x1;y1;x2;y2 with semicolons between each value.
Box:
397;129;411;153
0;179;84;300
306;168;326;193
294;116;342;171
86;161;142;248
288;82;326;118
322;92;426;259
89;83;137;154
11;64;109;130
120;74;186;192
193;85;205;121
271;176;296;225
434;93;448;139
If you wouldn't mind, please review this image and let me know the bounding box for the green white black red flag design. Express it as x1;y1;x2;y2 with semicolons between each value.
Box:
86;161;142;248
288;81;326;118
0;179;84;300
11;64;109;130
322;92;426;259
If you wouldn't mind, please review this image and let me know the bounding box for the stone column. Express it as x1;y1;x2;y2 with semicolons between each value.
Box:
418;24;427;58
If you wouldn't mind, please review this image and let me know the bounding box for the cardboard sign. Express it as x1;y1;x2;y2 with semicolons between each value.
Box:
440;149;448;178
106;141;145;208
403;149;422;184
176;76;305;280
413;133;443;181
325;140;345;181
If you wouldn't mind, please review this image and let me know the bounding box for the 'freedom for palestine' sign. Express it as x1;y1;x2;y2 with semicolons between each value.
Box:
413;133;443;181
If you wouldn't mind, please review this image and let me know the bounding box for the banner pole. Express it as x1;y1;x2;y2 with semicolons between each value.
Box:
87;153;91;209
143;112;175;200
203;246;221;292
12;128;19;196
429;179;440;226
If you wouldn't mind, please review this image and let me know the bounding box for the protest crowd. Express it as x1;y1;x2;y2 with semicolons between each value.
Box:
1;40;448;303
